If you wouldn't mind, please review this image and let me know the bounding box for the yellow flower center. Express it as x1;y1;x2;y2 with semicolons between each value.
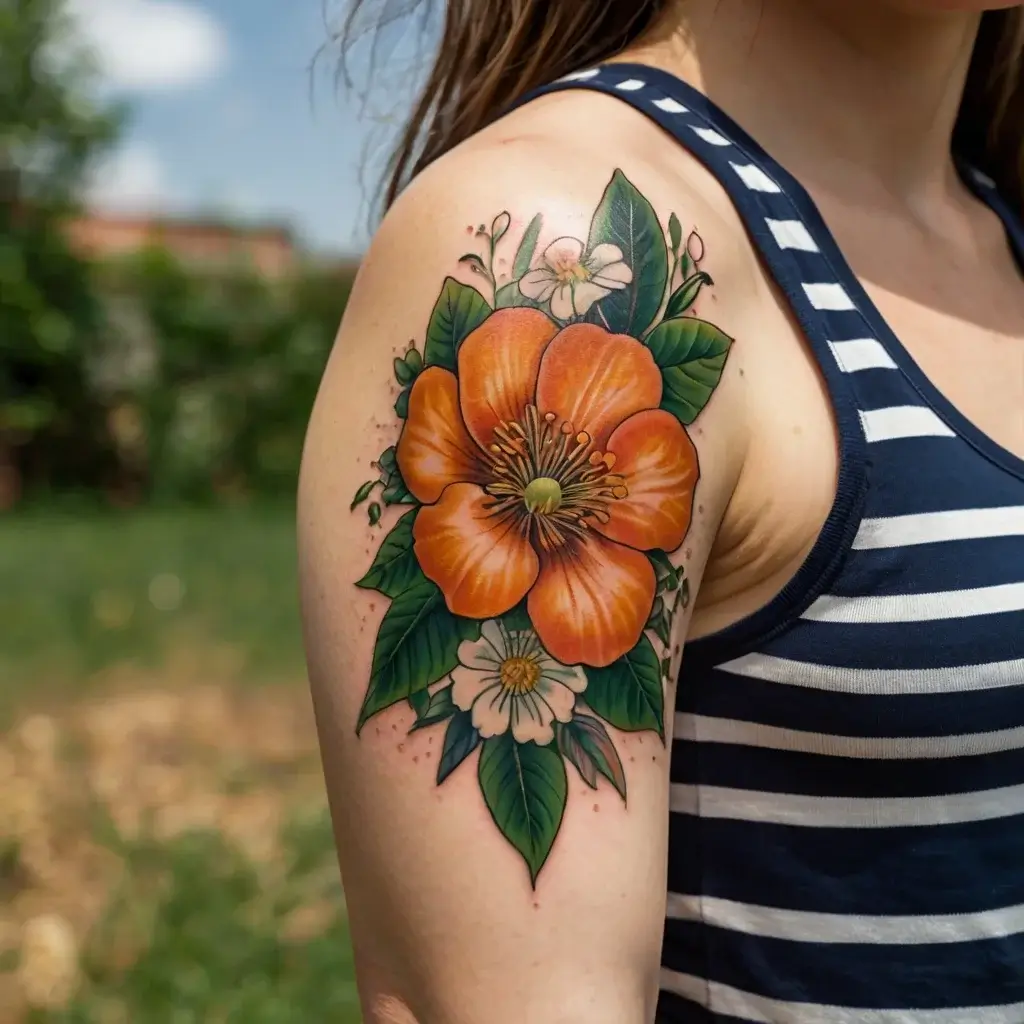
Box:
523;477;563;514
484;404;629;551
500;655;541;694
554;262;591;285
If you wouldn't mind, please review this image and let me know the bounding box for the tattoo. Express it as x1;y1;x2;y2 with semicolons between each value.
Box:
350;169;732;886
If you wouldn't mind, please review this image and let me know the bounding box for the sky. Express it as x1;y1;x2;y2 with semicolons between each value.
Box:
69;0;428;254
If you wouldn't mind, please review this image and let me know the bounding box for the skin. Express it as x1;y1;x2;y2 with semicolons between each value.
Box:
297;2;1024;1021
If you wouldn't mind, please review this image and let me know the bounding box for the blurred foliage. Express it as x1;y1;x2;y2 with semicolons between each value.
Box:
1;0;124;501
2;0;353;507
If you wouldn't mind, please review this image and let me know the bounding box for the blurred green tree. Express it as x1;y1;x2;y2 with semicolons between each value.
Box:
0;0;123;501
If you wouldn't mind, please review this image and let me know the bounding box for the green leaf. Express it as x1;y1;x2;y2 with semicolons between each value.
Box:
356;509;420;598
368;502;382;526
423;277;491;371
350;479;376;510
409;689;430;718
650;550;678;591
646;596;672;648
664;271;713;319
584;635;664;737
585;170;668;336
512;213;543;280
437;710;480;783
393;356;415;385
645;316;733;424
491;211;511;246
357;575;480;731
377;445;416;505
394;388;410;419
410;684;457;732
478;732;567;885
668;212;682;254
558;714;627;800
501;603;532;632
494;281;542;309
404;347;423;374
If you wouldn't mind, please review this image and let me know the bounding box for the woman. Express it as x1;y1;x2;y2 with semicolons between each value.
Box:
298;2;1024;1020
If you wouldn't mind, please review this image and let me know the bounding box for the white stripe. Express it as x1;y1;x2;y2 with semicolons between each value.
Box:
615;78;645;91
660;969;1024;1023
669;779;1024;827
730;162;781;192
652;96;688;113
827;337;897;372
667;893;1024;944
803;581;1024;624
766;218;819;252
691;126;731;146
675;712;1024;759
716;651;1024;694
860;405;956;442
854;506;1024;549
559;68;599;81
802;282;856;310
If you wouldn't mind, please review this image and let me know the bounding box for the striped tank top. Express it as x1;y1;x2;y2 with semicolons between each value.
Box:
527;64;1024;1021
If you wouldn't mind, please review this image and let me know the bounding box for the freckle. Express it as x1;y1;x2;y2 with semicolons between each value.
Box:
369;602;376;611
398;743;405;752
425;751;432;760
391;724;397;732
629;755;636;763
698;504;704;515
638;736;643;744
466;225;473;234
533;900;541;909
793;424;803;435
685;547;692;559
428;736;433;744
375;727;381;736
413;755;419;763
738;367;745;377
593;803;600;813
651;755;657;762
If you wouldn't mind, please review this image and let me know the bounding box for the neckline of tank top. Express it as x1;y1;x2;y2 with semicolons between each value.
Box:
530;60;1024;483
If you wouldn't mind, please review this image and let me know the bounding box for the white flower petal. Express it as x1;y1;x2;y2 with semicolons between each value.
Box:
451;663;499;711
510;694;556;745
549;284;577;321
586;243;625;272
538;658;588;694
570;280;612;315
542;236;584;270
472;687;512;738
536;679;579;724
519;269;557;301
480;619;508;657
590;261;633;289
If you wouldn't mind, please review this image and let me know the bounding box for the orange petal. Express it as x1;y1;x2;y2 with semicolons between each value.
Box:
396;367;486;503
457;308;559;450
527;533;655;668
599;409;698;552
414;482;539;619
535;324;662;449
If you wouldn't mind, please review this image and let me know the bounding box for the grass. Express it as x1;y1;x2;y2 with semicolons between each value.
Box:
0;506;305;707
28;811;361;1024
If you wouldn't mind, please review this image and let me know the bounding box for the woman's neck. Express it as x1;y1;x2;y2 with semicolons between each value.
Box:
630;0;981;206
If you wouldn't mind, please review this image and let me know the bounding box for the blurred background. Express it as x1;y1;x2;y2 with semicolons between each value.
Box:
1;0;415;1018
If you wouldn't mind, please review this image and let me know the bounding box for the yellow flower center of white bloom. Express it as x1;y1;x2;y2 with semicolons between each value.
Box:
500;655;541;694
553;261;591;285
484;404;629;551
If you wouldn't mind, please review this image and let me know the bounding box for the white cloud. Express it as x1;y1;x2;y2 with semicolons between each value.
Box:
87;142;170;211
67;0;228;92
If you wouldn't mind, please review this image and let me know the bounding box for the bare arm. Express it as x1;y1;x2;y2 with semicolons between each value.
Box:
298;145;746;1024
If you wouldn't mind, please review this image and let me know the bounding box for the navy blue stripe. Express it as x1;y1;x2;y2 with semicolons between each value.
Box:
663;920;1024;1010
656;992;744;1023
682;669;1024;738
838;537;1024;595
672;741;1024;799
860;449;1024;519
667;815;1024;915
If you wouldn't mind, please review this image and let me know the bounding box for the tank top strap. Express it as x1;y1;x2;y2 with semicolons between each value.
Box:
513;62;873;644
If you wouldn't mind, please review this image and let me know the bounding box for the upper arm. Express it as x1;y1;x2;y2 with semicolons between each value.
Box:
297;141;747;1024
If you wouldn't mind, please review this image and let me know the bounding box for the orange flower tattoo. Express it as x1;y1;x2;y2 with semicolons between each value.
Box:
398;310;698;667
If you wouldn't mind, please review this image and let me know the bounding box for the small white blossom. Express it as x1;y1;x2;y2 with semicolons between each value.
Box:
519;237;632;319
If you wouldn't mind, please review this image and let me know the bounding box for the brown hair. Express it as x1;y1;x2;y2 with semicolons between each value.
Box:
339;2;1024;213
